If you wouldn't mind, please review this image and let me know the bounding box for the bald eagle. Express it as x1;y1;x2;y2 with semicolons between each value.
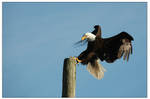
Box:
75;25;134;80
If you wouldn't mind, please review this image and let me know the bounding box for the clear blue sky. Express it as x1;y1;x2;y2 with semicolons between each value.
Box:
2;2;147;98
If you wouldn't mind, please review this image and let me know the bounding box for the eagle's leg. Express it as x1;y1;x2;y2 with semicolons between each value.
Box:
82;52;96;63
75;50;88;64
76;57;82;63
78;52;96;65
72;57;82;64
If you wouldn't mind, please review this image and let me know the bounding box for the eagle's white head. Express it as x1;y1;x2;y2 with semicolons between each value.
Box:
81;32;96;42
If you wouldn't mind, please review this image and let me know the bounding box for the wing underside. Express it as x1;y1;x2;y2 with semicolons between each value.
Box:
103;32;133;63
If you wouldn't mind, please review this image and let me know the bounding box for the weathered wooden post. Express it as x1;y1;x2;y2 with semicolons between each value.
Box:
62;57;76;97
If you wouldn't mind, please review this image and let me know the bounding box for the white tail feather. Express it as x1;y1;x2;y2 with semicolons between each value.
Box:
86;59;106;80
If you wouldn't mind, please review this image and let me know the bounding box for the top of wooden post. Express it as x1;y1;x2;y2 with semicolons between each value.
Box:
62;57;77;98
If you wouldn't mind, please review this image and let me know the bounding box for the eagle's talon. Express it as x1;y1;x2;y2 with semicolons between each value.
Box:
72;57;81;64
76;58;82;63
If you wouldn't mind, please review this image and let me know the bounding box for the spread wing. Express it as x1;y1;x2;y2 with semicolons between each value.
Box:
103;32;134;63
91;25;101;37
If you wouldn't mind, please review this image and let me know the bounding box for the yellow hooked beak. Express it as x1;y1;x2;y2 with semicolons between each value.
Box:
81;35;87;40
